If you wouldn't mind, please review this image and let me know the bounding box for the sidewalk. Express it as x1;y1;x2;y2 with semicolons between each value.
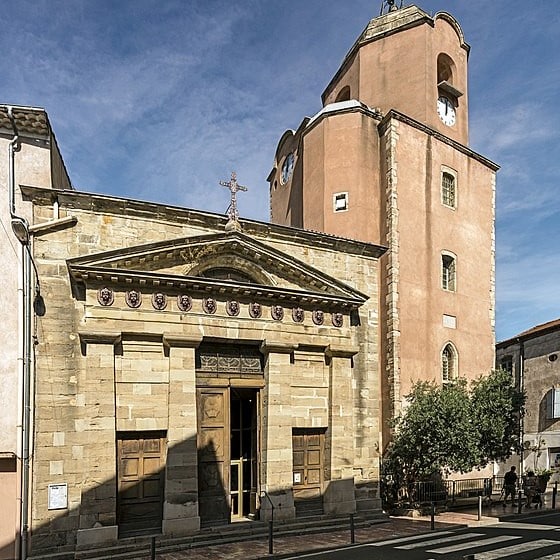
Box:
151;495;559;560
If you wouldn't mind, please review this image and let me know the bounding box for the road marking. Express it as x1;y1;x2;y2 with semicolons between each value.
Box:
475;539;560;560
539;552;560;560
395;532;485;549
496;521;560;531
427;535;519;553
368;531;455;546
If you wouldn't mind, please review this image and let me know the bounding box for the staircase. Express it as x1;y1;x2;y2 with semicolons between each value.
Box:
28;512;388;560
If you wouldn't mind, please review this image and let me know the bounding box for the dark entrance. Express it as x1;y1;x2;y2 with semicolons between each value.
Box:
197;386;259;524
230;388;258;519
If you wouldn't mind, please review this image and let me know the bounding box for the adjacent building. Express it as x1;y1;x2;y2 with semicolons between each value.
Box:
496;319;560;479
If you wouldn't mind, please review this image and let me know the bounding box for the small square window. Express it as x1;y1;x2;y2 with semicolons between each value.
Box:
443;314;456;329
333;192;348;212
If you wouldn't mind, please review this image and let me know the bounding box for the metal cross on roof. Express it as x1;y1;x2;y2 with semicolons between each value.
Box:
219;171;247;224
380;0;402;15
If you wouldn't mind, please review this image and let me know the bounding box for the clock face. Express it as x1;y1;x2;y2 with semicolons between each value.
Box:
437;96;456;126
281;152;294;185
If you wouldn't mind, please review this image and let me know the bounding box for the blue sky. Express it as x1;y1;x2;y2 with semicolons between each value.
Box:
1;1;558;342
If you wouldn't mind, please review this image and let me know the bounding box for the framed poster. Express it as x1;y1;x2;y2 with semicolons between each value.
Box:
48;483;68;510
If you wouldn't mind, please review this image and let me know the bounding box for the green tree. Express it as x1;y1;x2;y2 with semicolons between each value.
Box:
470;368;525;465
383;370;524;503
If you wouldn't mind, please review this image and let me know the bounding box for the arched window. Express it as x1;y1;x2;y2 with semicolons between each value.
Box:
437;53;456;85
441;253;456;292
442;343;458;384
335;86;351;102
198;267;256;284
441;171;456;208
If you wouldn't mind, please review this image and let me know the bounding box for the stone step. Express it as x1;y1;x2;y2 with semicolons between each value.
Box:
49;513;387;560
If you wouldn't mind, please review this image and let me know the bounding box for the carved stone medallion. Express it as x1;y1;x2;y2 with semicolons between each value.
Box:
151;292;167;310
249;302;262;319
312;310;324;326
97;287;114;306
203;298;217;314
292;307;304;323
125;289;142;308
271;305;284;321
226;300;240;316
332;312;344;328
177;294;192;312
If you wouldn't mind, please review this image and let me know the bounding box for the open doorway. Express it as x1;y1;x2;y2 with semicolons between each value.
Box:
230;388;258;519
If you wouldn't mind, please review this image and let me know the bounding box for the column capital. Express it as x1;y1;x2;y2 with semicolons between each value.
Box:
163;333;203;349
325;344;359;359
260;340;296;355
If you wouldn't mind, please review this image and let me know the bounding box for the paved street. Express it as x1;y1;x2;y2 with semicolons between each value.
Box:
126;504;560;560
280;511;560;560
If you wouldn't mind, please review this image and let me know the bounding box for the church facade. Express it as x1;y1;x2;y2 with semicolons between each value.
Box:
1;108;384;556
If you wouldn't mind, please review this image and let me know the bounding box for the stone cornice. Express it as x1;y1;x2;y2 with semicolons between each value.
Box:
20;185;387;260
379;110;500;171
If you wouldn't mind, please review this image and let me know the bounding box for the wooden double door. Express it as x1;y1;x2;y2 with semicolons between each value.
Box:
292;428;325;516
197;387;259;524
117;432;166;537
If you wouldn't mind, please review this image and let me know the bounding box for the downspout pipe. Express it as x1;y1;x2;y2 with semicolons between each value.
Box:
7;105;32;560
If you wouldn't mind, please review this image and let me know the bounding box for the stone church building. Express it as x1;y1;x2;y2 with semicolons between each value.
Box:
0;3;497;558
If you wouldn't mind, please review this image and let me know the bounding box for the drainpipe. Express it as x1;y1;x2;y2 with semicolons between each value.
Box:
7;106;32;560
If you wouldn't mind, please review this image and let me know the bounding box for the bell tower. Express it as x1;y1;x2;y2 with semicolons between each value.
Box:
268;4;498;446
321;3;470;144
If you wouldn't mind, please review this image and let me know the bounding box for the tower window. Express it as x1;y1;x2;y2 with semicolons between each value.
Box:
335;86;351;102
442;343;458;384
442;172;456;208
441;253;456;292
333;192;349;212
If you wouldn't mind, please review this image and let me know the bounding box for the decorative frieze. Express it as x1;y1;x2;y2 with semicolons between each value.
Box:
94;288;346;327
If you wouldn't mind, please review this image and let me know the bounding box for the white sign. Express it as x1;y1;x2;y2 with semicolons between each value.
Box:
293;472;301;484
48;483;68;510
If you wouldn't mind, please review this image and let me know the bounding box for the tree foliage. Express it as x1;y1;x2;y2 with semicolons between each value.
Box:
383;370;525;497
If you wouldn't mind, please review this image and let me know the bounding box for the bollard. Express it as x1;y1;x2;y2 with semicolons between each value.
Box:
517;490;523;514
350;513;355;544
150;536;156;560
554;482;558;510
430;502;435;530
268;520;274;555
478;495;482;521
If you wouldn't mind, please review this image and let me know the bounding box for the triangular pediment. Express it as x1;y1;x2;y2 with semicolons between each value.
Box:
67;231;368;309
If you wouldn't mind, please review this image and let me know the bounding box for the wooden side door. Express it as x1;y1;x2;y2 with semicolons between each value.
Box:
292;429;324;516
197;387;230;524
117;432;166;537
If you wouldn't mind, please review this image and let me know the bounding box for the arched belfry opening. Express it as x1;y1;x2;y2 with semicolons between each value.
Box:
437;53;457;86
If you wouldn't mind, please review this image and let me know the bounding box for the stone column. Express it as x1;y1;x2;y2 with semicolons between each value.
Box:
162;334;202;536
75;332;120;548
324;345;358;515
260;340;296;521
